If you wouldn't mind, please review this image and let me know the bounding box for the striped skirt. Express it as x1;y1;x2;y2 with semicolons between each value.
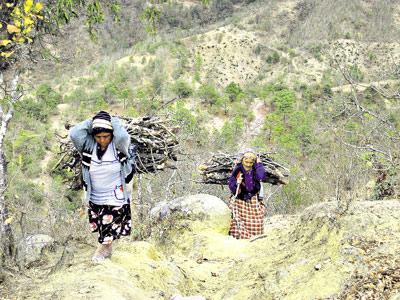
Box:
228;196;265;239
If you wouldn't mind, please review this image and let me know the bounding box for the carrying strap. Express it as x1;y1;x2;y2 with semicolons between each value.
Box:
81;147;128;170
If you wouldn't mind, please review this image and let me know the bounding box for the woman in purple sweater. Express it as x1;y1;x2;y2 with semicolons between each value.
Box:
228;150;267;239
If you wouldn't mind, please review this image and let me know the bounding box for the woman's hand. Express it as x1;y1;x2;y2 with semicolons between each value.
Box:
236;173;243;184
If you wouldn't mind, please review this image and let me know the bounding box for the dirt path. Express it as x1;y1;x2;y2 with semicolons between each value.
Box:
331;79;400;94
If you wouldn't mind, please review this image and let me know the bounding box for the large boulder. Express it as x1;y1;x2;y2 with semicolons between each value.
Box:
150;194;240;259
150;193;231;234
17;234;54;267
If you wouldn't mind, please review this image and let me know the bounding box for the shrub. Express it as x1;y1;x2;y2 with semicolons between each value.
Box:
172;80;193;99
225;82;244;102
253;44;262;56
198;83;220;106
134;85;161;114
172;101;200;135
219;115;244;147
349;65;364;82
266;51;280;64
17;84;62;122
273;89;296;114
36;84;62;109
194;54;203;82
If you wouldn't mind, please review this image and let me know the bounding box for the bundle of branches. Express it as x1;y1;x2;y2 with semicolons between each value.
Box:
198;152;289;185
53;116;179;190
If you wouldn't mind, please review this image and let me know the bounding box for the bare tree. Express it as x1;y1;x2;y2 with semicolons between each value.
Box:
330;58;400;201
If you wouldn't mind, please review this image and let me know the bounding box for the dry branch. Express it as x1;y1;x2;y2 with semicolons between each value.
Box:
52;116;179;190
198;152;289;185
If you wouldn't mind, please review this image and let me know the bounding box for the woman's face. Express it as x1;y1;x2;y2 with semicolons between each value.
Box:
242;152;256;169
94;132;112;149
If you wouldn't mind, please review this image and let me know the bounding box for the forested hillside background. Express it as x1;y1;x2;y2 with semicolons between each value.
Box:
1;0;399;298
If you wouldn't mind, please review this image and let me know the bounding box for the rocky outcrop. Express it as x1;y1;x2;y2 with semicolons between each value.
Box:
17;234;54;267
150;193;231;234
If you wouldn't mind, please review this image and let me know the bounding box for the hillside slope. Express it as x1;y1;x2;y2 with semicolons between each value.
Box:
5;197;400;300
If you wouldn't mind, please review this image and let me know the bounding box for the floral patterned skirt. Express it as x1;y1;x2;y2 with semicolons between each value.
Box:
88;201;131;244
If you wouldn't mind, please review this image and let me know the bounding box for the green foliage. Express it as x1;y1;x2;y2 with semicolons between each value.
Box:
172;44;189;79
104;81;119;102
94;94;108;110
258;87;316;155
5;175;45;205
6;125;48;177
172;80;193;99
172;101;201;135
146;40;169;55
194;53;203;82
145;58;160;75
63;87;88;107
134;85;160;114
225;82;243;102
230;101;255;121
109;1;121;22
198;83;220;106
253;44;262;56
367;51;377;62
254;83;285;100
288;48;296;58
348;65;364;82
16;84;62;122
0;0;44;64
309;44;323;62
343;120;361;144
218;115;244;147
273;89;296;114
300;83;332;104
150;74;163;96
86;0;104;39
266;51;280;64
214;95;230;115
140;5;161;35
364;86;380;104
282;177;311;208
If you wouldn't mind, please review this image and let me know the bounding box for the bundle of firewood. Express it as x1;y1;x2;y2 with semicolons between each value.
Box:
53;116;179;190
197;152;289;185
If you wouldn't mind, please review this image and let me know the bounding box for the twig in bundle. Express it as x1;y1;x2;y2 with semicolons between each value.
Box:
198;152;289;185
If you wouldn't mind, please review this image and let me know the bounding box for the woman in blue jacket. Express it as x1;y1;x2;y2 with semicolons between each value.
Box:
228;150;267;239
70;111;136;262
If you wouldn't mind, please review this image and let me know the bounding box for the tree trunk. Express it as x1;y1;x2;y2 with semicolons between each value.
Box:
0;147;14;260
0;73;20;262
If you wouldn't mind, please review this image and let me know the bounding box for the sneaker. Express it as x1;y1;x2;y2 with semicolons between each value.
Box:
91;244;112;263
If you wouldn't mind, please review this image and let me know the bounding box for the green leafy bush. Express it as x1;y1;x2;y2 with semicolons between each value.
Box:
172;80;193;99
17;84;62;122
349;65;364;82
266;51;280;64
219;115;244;147
273;89;296;114
198;83;220;106
225;82;244;102
172;101;201;135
